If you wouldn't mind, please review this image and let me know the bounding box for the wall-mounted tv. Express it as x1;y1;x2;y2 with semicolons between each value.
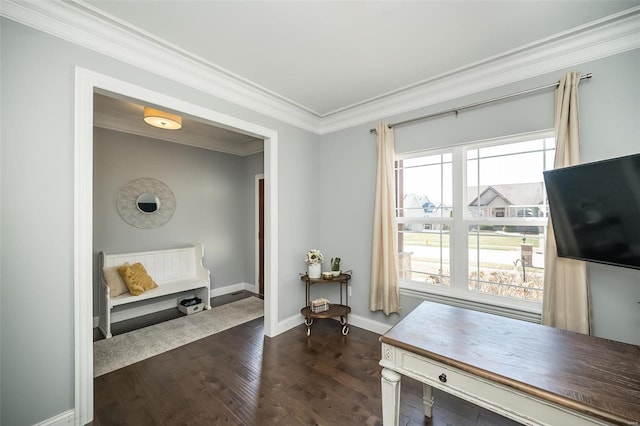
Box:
543;153;640;270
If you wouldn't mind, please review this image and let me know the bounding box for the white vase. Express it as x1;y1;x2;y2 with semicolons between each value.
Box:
308;263;321;279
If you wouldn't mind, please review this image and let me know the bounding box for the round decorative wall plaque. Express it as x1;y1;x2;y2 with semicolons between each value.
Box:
116;178;176;229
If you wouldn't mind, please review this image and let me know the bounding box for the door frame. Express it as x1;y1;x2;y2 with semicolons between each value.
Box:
255;174;265;295
74;67;279;425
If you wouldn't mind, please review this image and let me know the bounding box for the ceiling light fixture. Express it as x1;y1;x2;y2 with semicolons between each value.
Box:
143;107;182;130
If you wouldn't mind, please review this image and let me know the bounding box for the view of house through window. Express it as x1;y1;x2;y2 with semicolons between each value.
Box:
396;132;555;307
396;152;453;287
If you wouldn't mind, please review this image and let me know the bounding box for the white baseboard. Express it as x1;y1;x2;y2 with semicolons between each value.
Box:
348;314;392;335
277;313;305;335
277;311;392;336
242;282;258;294
210;282;256;297
34;409;75;426
93;282;391;336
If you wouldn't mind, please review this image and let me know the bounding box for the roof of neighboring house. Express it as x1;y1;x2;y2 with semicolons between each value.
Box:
402;194;433;217
468;183;544;206
403;193;431;207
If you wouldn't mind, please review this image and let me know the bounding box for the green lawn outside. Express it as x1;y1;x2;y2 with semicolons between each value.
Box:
403;230;541;250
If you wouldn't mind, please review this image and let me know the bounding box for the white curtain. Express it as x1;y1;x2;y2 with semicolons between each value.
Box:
370;122;400;315
542;72;590;334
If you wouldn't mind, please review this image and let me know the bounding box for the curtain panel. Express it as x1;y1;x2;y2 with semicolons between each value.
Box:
370;122;401;315
542;72;591;334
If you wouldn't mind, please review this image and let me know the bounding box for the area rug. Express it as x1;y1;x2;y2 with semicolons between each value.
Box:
94;296;264;377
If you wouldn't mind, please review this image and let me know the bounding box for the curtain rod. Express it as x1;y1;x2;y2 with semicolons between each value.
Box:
369;73;593;133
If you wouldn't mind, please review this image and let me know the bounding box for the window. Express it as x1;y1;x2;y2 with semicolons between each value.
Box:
396;132;555;312
396;153;453;287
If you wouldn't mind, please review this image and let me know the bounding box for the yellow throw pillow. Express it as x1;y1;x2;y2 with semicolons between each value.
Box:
103;264;129;297
118;263;158;296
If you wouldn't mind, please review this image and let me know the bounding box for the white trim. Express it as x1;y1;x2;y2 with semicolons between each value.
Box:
209;282;257;298
74;67;279;425
264;136;279;338
348;314;392;335
400;287;542;323
74;66;94;426
255;174;264;295
318;8;640;134
242;282;258;294
1;0;319;133
2;2;638;135
34;410;75;426
278;312;392;336
395;130;553;315
278;313;306;335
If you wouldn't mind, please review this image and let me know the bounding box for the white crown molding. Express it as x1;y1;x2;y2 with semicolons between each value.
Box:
2;1;639;136
1;0;322;133
319;7;640;134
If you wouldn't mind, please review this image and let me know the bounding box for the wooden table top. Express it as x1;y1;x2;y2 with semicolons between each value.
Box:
301;273;351;283
380;301;640;425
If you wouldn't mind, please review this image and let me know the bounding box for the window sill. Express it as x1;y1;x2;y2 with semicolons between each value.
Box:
399;284;542;323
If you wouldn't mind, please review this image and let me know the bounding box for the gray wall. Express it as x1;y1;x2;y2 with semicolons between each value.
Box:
1;18;318;426
2;14;639;426
93;127;264;315
319;49;640;345
242;150;266;288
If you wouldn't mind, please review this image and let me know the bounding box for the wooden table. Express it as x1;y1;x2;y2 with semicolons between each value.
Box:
300;273;351;336
379;301;640;425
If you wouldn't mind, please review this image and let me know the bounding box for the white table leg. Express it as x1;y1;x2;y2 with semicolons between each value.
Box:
423;383;435;418
381;367;402;425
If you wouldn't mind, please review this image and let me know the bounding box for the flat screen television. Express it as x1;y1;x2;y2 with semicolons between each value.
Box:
543;153;640;270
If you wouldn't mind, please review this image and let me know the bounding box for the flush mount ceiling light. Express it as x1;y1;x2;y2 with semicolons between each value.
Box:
143;107;182;130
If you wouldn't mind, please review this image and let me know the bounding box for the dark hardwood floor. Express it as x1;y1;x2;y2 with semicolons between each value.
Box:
92;293;521;425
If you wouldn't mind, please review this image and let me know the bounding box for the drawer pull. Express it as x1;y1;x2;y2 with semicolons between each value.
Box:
439;373;447;383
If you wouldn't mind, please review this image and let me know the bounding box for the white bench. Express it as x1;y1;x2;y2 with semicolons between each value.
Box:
98;244;211;338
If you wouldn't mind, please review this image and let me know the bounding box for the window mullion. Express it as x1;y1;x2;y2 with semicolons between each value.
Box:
451;146;467;292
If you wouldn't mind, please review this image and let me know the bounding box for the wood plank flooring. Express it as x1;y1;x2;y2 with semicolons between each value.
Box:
92;293;522;425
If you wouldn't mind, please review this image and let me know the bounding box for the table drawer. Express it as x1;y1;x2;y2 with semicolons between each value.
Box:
381;344;613;426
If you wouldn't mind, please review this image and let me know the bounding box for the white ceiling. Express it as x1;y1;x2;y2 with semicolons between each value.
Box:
41;0;634;153
84;0;638;117
94;93;265;156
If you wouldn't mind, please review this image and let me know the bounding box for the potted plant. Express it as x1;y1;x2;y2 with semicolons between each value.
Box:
331;257;341;277
305;249;323;278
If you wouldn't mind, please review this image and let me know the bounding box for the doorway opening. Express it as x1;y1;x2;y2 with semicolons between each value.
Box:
75;67;279;425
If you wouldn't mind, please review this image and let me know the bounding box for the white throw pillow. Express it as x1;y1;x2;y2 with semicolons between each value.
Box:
102;264;129;297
